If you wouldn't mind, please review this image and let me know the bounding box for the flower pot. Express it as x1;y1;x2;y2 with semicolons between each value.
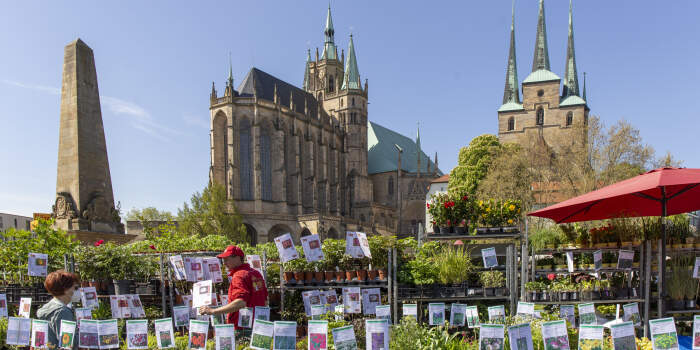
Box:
293;272;306;283
440;227;451;234
378;269;387;280
672;299;686;310
687;299;696;309
592;291;600;300
495;287;506;296
476;227;488;235
314;271;325;284
305;271;315;282
484;287;495;296
616;287;629;299
345;270;356;281
325;271;335;282
175;294;184;304
541;291;549;301
113;279;133;295
356;270;368;282
455;226;467;234
81;281;91;287
528;291;537;301
283;271;295;283
569;291;578;301
367;270;379;281
335;271;345;282
560;292;569;301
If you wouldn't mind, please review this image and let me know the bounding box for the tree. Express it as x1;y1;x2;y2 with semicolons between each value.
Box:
125;207;174;222
448;134;504;196
177;183;248;242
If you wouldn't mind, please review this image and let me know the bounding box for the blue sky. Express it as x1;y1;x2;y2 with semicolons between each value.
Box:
1;1;699;218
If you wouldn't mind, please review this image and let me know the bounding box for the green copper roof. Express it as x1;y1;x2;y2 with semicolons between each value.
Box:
523;69;560;83
321;5;337;60
532;0;551;72
341;34;361;90
367;121;442;175
562;0;580;97
498;101;524;112
303;49;311;91
503;0;520;105
559;95;586;106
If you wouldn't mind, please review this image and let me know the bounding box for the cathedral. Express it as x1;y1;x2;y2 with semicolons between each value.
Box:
208;6;442;244
497;0;589;153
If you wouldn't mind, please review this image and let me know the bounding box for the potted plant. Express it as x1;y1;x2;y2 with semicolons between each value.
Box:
526;281;540;301
500;199;521;231
452;192;474;234
284;258;308;285
480;271;505;296
428;192;453;234
339;254;356;282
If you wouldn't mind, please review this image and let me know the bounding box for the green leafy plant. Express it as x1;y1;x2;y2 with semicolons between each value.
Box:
434;246;475;284
480;271;505;288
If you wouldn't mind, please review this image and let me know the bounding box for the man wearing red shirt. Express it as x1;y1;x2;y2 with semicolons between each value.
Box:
199;245;268;333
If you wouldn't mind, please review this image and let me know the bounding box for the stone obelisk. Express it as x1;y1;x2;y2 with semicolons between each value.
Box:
52;38;124;234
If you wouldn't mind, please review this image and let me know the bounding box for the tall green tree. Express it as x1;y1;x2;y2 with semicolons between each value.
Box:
177;183;248;242
448;134;504;196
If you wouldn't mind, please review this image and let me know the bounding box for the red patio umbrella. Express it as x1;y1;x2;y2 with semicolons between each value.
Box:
528;167;700;322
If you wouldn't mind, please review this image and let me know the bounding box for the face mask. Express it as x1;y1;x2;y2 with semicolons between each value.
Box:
71;289;82;303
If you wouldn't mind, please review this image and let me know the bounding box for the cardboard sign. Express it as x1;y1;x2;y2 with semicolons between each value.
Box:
560;305;575;328
611;321;636;350
649;317;679;350
402;304;417;319
31;319;49;349
185;257;205;282
246;255;265;278
302;290;322;316
189;320;209;350
255;306;270;321
28;252;48;277
76;308;93;321
59;319;77;349
169;255;187;281
450;303;467;327
238;307;253;328
322;290;338;313
617;250;634;270
0;293;7;318
80;287;98;309
593;250;603;271
466;306;481;328
375;305;391;324
345;232;371;258
97;319;119;349
274;233;299;263
516;302;534;316
488;305;506;323
192;280;213;308
482;247;498;268
566;252;575;273
173;306;190;327
428;303;445;326
311;305;326;320
479;324;505;350
214;324;235;350
623;303;641;326
508;323;534;350
308;320;328;350
250;319;274;350
203;257;224;283
331;325;358;350
273;321;297;350
126;320;148;350
128;295;145;318
154;318;175;349
19;297;31;318
362;288;381;315
301;234;325;262
578;303;596;325
541;320;570;350
343;287;361;314
578;325;604;350
365;319;389;350
6;316;31;345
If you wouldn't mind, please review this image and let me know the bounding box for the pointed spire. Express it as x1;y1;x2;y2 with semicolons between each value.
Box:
273;84;278;104
303;49;312;91
434;152;439;175
416;122;422;176
532;0;551;72
503;0;520;104
210;81;217;100
582;72;587;101
341;34;361;90
227;52;234;87
321;5;338;60
562;0;580;97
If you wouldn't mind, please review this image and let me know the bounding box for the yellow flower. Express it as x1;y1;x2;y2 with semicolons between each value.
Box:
509;204;515;211
508;219;513;224
479;200;483;206
486;207;491;212
482;214;487;218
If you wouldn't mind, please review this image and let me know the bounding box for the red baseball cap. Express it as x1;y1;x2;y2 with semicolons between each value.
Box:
217;245;245;259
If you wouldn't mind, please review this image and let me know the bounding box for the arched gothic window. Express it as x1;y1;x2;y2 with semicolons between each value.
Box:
536;108;544;126
566;112;573;126
388;176;394;196
239;118;253;200
260;129;272;201
328;76;335;93
507;117;515;131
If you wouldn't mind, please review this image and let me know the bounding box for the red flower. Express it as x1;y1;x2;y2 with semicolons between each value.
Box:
462;195;468;201
547;273;556;281
94;239;104;247
149;245;156;250
444;202;449;208
447;220;451;226
426;203;430;208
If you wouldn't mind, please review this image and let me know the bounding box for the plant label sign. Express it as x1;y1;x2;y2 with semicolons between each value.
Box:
185;257;205;282
466;306;480;328
428;303;445;326
0;293;7;318
308;320;328;350
301;234;325;262
250;319;274;350
345;231;371;258
693;316;700;350
375;305;391;324
322;290;338;313
238;307;253;328
331;325;358;350
173;306;190;327
479;324;505;350
203;257;224;283
59;319;77;349
694;257;700;279
566;252;574;273
482;247;498;268
80;287;99;309
126;319;148;350
192;280;213;308
188;320;209;350
593;250;603;271
19;297;31;318
169;255;187;281
246;255;265;278
31;319;49;349
128;295;145;318
335;305;344;321
560;305;575;328
402;304;417;319
362;288;381;315
488;305;506;323
579;325;604;350
303;290;322;316
451;303;467;327
255;306;271;321
214;324;235;350
273;321;297;350
28;252;48;277
516;302;534;316
274;233;299;263
109;296;125;319
154;318;175;349
6;317;31;346
578;303;596;325
311;305;326;320
365;319;389;350
508;323;534;350
541;320;570;350
649;317;679;350
611;321;636;350
97;319;119;349
343;287;361;314
623;303;641;326
76;308;93;321
617;250;634;270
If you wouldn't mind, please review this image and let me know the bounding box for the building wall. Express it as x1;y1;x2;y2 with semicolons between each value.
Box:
0;213;32;235
424;182;448;231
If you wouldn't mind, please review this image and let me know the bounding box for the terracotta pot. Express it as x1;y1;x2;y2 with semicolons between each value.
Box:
175;294;184;305
293;272;305;282
368;270;378;281
325;271;335;282
88;281;99;288
81;281;91;287
345;270;356;281
356;270;368;281
283;271;294;283
314;271;324;283
378;269;387;280
305;271;315;282
336;271;345;282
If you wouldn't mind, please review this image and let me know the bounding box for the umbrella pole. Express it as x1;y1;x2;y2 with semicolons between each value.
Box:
659;188;668;318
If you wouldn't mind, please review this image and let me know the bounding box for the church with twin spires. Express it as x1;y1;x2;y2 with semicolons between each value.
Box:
208;6;442;244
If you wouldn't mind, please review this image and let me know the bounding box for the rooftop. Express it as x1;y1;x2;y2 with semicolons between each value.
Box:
367;121;442;175
523;69;560;84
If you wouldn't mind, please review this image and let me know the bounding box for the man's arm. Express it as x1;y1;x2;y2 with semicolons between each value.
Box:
200;298;246;315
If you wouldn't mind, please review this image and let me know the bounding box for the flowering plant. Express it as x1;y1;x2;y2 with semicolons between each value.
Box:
475;199;522;227
428;192;457;227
